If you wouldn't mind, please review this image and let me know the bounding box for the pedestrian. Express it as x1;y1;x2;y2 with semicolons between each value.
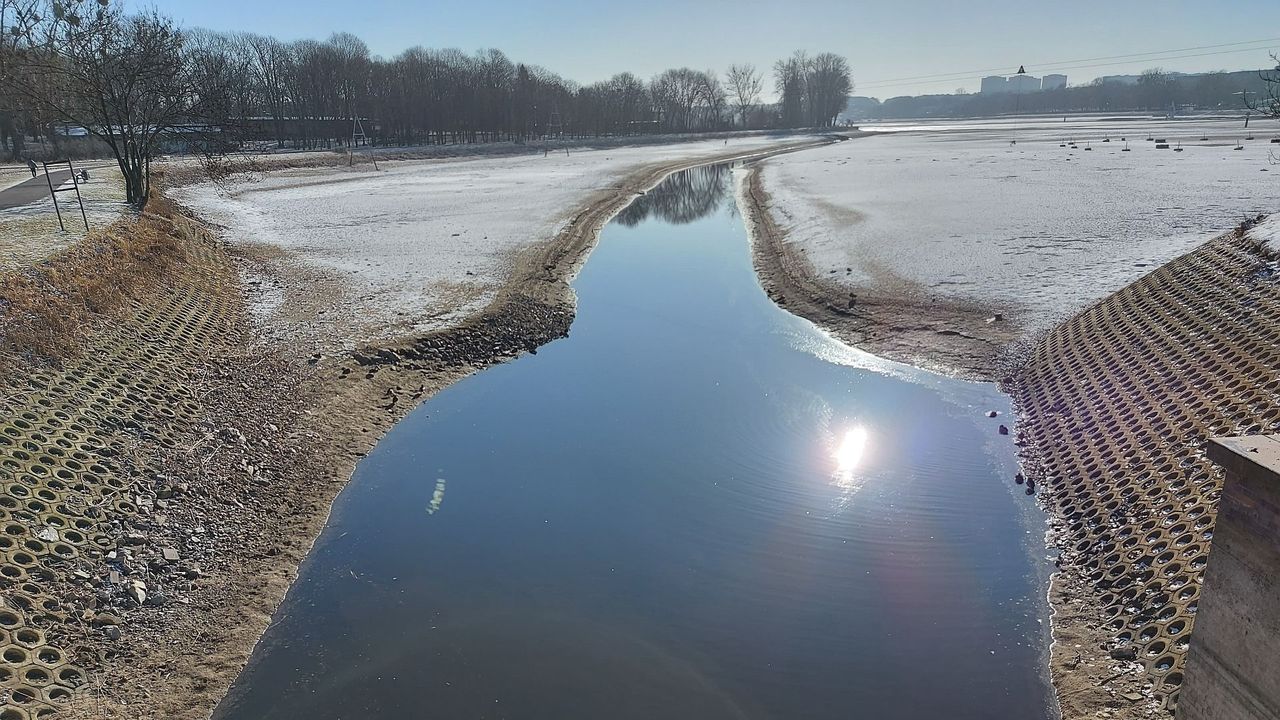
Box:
26;158;37;178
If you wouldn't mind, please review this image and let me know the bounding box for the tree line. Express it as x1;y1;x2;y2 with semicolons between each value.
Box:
0;0;854;207
859;67;1279;121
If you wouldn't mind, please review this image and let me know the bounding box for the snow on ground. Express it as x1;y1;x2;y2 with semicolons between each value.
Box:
762;116;1279;332
1253;214;1280;250
0;165;130;270
175;133;817;351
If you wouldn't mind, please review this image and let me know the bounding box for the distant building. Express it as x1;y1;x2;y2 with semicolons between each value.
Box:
980;75;1008;94
1041;74;1067;90
1007;74;1041;93
1098;74;1141;85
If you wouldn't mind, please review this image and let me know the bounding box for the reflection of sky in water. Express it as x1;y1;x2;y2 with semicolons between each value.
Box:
214;164;1053;720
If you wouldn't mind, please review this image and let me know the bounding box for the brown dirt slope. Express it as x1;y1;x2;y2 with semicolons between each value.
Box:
1008;216;1280;719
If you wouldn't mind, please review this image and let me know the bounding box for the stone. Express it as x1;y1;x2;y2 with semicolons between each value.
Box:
986;410;999;418
104;626;121;641
1109;646;1138;661
162;548;180;562
91;612;121;627
36;527;59;542
998;424;1010;435
126;580;147;605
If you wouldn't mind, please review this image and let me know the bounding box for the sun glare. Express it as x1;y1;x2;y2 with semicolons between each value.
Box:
834;425;869;475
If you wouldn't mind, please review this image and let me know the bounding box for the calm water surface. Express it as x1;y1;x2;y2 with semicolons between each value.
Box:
216;164;1054;720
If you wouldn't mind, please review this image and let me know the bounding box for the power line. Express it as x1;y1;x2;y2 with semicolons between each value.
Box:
857;37;1280;89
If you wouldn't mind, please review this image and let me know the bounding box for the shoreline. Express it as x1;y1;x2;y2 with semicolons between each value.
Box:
738;159;1019;382
4;130;1271;720
740;141;1280;718
744;139;1280;718
0;137;836;719
1006;217;1280;719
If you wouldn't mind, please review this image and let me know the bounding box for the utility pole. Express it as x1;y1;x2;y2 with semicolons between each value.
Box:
1011;65;1027;144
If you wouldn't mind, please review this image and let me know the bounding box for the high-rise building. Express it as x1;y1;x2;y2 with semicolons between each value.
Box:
1041;74;1068;91
980;75;1008;94
1007;74;1041;93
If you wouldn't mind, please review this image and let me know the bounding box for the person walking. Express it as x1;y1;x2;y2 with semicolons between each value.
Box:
26;158;37;178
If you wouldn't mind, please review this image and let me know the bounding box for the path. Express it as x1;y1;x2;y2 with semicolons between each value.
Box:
0;168;72;210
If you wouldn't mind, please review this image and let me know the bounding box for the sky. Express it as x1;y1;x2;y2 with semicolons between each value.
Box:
135;0;1280;99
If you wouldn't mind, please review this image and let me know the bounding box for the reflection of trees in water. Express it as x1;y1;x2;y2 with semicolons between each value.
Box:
616;163;730;226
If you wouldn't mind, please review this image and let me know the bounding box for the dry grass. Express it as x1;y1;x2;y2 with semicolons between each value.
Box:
0;190;202;370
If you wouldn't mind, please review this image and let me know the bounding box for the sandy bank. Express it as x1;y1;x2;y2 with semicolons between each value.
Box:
739;158;1016;380
0;135;833;718
744;121;1277;379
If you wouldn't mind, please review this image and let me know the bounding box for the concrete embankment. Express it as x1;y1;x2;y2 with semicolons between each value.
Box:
0;138;834;719
1008;215;1280;719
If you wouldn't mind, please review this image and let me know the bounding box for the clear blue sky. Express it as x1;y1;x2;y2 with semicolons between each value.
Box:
138;0;1280;98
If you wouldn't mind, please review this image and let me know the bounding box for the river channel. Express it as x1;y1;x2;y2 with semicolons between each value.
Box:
214;162;1055;720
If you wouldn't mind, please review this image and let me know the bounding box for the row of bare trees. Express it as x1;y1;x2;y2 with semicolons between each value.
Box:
0;0;854;207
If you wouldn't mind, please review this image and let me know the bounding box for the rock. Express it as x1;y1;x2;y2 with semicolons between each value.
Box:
36;527;59;542
126;580;147;605
104;626;121;641
1110;646;1138;661
162;548;180;562
998;424;1009;435
91;612;122;627
986;410;999;418
1015;473;1025;485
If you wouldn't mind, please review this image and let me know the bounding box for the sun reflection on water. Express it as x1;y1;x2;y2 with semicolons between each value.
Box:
833;426;870;499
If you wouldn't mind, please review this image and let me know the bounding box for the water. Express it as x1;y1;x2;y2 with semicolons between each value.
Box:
215;163;1054;720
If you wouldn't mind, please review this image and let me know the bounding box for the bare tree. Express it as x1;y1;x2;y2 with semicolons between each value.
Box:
807;52;852;127
725;64;762;128
774;51;852;128
1255;54;1280;118
774;51;808;128
1138;68;1176;111
0;0;238;206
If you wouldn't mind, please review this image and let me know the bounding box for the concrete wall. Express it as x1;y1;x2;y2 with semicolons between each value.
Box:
1180;435;1280;720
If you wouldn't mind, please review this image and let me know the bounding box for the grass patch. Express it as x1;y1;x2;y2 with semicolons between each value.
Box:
0;191;201;370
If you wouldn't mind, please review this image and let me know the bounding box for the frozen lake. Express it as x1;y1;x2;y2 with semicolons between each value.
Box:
762;116;1279;332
